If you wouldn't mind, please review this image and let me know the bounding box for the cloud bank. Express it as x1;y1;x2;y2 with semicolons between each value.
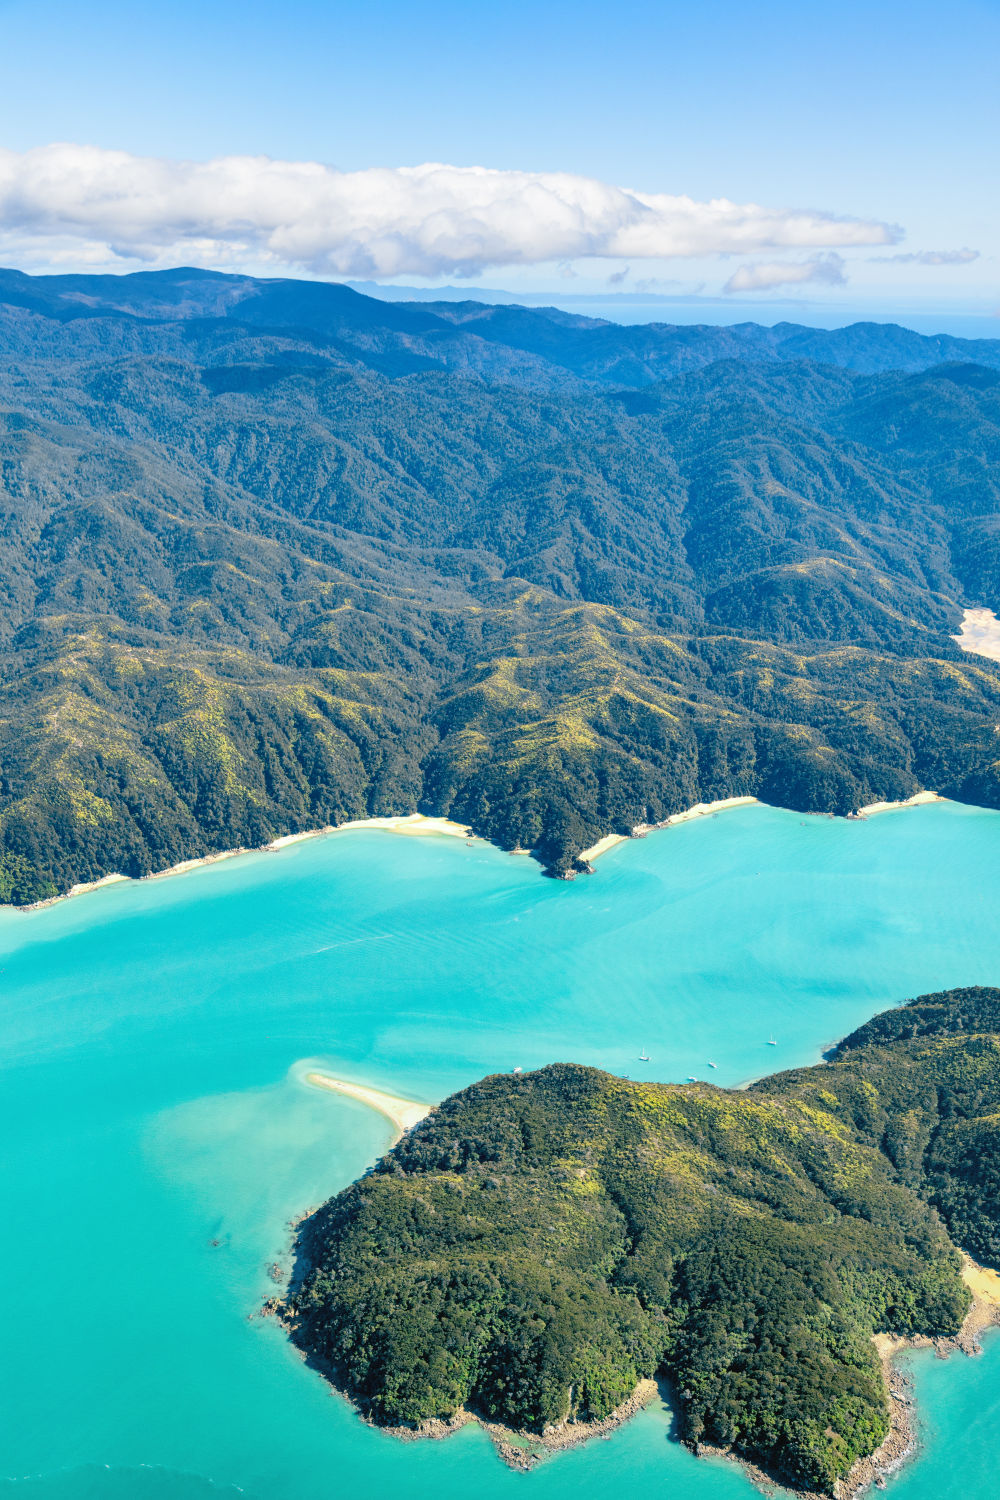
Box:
0;144;899;278
723;253;847;293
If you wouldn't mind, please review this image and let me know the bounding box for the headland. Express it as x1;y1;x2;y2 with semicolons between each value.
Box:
280;985;1000;1498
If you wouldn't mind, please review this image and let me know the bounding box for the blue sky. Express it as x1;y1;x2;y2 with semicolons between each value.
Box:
0;0;996;330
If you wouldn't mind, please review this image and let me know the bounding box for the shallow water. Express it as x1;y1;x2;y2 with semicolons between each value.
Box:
2;801;999;1498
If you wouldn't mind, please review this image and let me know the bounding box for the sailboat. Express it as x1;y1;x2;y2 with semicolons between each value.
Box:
767;1035;777;1046
638;1048;650;1061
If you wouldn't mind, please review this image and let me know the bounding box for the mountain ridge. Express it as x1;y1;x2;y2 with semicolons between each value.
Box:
2;266;1000;899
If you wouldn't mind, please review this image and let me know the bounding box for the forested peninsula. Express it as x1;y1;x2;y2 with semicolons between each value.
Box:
284;986;1000;1497
3;267;1000;899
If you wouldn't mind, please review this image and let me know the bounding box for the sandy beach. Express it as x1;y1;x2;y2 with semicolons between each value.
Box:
577;832;629;862
11;790;954;912
63;872;131;899
954;605;1000;663
19;812;474;913
302;1071;433;1138
335;813;471;839
579;795;759;863
870;1256;1000;1361
855;789;942;817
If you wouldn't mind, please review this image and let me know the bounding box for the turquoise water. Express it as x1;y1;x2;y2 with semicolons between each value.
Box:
2;800;999;1499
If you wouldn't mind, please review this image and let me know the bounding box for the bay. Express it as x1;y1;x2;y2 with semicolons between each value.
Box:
2;800;999;1498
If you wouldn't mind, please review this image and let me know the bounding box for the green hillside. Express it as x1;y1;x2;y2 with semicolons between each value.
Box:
286;986;1000;1495
2;267;1000;897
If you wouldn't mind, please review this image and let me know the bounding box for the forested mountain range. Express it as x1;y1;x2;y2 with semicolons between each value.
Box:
1;265;1000;900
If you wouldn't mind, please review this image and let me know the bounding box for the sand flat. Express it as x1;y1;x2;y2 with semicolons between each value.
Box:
954;606;1000;663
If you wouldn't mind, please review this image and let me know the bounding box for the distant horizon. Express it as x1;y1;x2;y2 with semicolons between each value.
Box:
4;259;998;344
2;0;995;329
346;278;1000;341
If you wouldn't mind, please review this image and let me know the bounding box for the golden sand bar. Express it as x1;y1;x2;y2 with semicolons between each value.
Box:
954;605;1000;663
303;1071;432;1139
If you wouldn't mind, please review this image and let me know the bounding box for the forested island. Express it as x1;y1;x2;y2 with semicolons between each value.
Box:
283;986;1000;1497
3;267;1000;899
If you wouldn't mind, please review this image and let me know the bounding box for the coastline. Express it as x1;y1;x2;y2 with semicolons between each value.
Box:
273;1254;1000;1496
15;790;951;914
854;789;942;818
472;1379;660;1470
646;1254;1000;1500
301;1070;433;1139
579;795;761;864
850;1254;1000;1499
18;812;474;914
579;790;944;864
275;1065;999;1497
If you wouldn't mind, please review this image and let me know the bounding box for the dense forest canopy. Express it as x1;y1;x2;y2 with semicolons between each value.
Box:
2;266;1000;898
287;985;1000;1495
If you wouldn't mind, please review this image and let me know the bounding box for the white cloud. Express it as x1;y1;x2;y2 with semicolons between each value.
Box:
868;248;980;265
0;144;899;279
723;253;847;294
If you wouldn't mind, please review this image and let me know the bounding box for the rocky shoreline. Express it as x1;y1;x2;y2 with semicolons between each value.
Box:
264;1066;1000;1499
265;1266;662;1471
691;1264;1000;1500
477;1379;661;1469
261;1267;1000;1498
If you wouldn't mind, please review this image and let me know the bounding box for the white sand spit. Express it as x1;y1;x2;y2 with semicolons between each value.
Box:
303;1072;433;1139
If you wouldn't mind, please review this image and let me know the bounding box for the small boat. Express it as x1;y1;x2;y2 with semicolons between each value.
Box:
512;1066;523;1075
687;1075;699;1082
707;1060;717;1068
638;1049;650;1061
